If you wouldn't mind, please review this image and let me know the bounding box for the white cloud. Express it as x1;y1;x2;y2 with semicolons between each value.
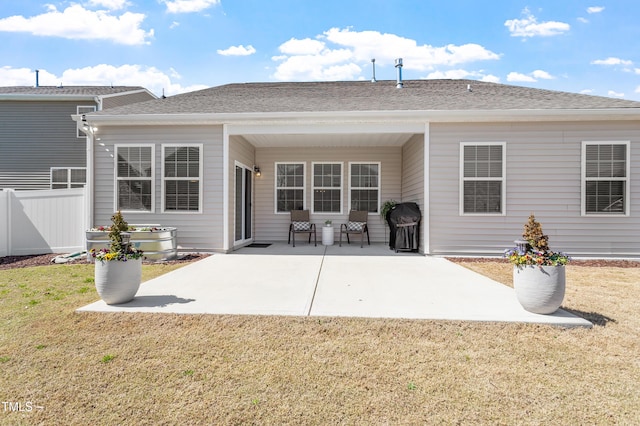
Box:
506;70;554;82
279;38;325;55
272;27;500;81
531;69;555;79
0;4;152;45
0;65;205;97
480;74;500;83
636;86;640;94
591;57;633;66
161;0;220;14
577;17;589;24
587;6;605;14
635;68;640;75
608;90;624;98
507;72;536;82
169;21;180;29
505;8;570;38
426;69;479;79
86;0;131;10
580;89;594;95
217;45;256;56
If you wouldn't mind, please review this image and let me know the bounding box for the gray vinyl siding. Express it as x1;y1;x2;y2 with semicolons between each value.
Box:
228;136;256;248
102;91;156;109
253;146;402;243
0;100;90;190
93;125;224;251
429;121;640;257
401;134;425;252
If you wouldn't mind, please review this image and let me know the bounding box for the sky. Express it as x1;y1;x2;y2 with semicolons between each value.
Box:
0;0;639;100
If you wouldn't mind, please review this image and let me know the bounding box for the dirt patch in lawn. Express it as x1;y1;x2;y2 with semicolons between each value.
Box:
0;252;210;270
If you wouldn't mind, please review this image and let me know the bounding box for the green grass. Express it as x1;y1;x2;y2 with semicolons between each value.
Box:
0;261;639;425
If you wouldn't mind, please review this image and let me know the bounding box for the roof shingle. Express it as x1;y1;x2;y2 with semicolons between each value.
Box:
93;79;640;116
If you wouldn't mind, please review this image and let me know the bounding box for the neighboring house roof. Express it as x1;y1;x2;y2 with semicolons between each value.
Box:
0;86;156;101
91;79;640;116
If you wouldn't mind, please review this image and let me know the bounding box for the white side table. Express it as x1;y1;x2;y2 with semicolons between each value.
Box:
322;225;334;246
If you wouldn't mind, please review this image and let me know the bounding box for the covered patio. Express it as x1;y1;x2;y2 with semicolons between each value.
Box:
78;243;592;328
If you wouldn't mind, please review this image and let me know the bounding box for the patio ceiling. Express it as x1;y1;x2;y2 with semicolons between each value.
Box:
242;132;416;148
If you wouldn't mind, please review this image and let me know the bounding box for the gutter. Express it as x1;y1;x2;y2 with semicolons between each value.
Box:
76;108;640;127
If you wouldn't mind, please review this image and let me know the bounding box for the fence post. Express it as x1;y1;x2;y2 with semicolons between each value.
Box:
0;189;12;257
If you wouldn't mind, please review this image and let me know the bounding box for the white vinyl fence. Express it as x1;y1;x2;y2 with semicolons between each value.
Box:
0;188;87;257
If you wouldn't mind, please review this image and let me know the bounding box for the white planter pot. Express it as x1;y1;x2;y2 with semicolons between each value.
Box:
513;265;565;314
322;226;334;246
94;258;142;305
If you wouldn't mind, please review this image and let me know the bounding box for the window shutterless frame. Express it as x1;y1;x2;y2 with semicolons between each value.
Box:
114;144;155;213
274;162;306;213
348;162;380;214
161;144;203;214
50;167;86;189
581;141;630;216
459;142;506;216
311;162;343;214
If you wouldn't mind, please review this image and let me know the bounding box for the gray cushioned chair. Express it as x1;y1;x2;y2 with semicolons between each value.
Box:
339;210;370;248
288;210;317;247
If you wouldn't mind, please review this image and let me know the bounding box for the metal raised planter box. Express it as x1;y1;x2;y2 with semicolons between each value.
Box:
86;226;178;261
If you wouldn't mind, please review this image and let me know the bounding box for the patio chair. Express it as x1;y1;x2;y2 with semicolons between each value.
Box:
339;210;370;248
288;210;317;247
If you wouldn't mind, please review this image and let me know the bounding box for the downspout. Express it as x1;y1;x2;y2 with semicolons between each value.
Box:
222;124;230;252
423;122;430;255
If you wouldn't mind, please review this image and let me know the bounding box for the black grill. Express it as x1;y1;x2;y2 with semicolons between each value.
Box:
386;202;421;252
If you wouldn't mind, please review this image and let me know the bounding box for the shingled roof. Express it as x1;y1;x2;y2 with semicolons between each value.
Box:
92;79;640;116
0;86;150;97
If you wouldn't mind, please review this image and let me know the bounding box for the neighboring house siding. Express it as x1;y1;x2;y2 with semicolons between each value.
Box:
429;121;640;256
401;134;425;251
253;146;402;243
93;125;224;251
102;92;156;109
0;101;89;190
229;136;256;248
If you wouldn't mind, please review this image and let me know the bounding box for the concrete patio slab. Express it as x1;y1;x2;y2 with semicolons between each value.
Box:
77;243;592;328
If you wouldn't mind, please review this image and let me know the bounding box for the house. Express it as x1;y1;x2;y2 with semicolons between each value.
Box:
75;79;640;257
0;85;156;190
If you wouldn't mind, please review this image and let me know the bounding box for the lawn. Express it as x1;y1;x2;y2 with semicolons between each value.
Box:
0;259;639;425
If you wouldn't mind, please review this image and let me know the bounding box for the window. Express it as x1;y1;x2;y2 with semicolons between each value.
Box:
77;105;96;138
460;143;505;215
275;162;305;212
349;162;380;213
116;145;154;212
312;162;342;213
582;142;629;215
51;167;86;189
163;145;202;212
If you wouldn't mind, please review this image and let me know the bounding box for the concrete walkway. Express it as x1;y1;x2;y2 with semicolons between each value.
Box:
77;243;592;328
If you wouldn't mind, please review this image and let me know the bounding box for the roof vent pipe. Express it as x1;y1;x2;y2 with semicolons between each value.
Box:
395;58;403;88
371;58;377;83
35;69;39;88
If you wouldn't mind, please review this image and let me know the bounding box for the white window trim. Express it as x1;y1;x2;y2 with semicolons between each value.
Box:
311;162;343;215
114;144;155;214
459;142;507;216
50;167;86;189
161;144;204;214
348;161;381;215
76;105;96;138
274;162;306;214
581;141;630;217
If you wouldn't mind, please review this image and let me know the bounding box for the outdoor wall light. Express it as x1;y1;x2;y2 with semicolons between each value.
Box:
254;166;261;177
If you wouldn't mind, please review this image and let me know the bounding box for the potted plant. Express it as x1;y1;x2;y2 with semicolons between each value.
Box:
90;211;144;305
324;220;332;227
504;214;570;314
